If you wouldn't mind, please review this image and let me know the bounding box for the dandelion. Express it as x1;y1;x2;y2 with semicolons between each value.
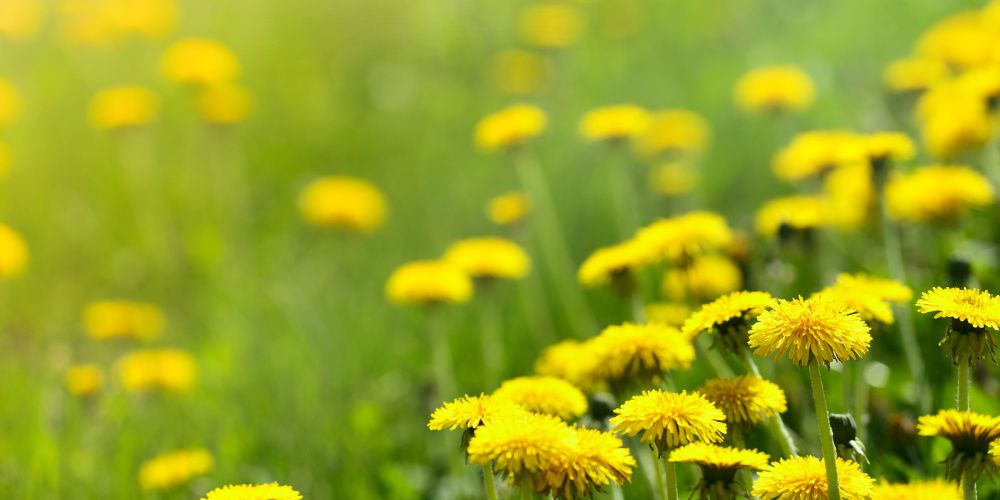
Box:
493;376;587;420
487;191;531;226
634;211;733;263
873;479;962;500
297;176;388;233
822;162;874;230
883;57;950;93
82;300;165;341
117;348;197;393
589;323;695;391
444;237;530;280
636;109;710;158
0;224;29;278
648;162;697;197
107;0;179;39
161;37;241;86
468;409;576;480
534;340;601;391
698;375;787;428
772;131;864;181
672;254;743;301
835;273;913;302
0;0;44;40
813;285;894;325
428;394;519;432
917;86;993;159
474;104;547;152
885;165;993;223
385;260;472;306
490;49;551;95
918;410;1000;491
645;302;691;329
669;443;769;499
519;3;583;49
752;456;875;500
864;132;916;166
65;364;104;397
88;86;159;129
540;427;635;499
755;195;828;237
916;12;997;69
139;449;213;491
201;482;302;500
734;65;816;113
579;104;652;143
196;83;252;124
577;239;648;291
682;290;775;348
0;79;20;127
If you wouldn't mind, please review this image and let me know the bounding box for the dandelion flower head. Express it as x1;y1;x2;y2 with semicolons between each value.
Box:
579;104;652;142
577;239;649;288
648;162;697;197
917;410;1000;480
610;390;726;452
444;237;530;280
297;176;388;233
139;449;213;491
385;260;473;306
752;456;875;500
734;65;816;113
883;57;950;93
772;130;864;181
536;427;636;499
161;37;241;85
474;104;547;152
428;394;521;431
88;86;159;129
755;195;828;237
493;376;587;420
682;290;776;340
885;165;993;223
698;375;787;426
872;479;962;500
201;482;302;500
636;109;710;157
65;364;104;397
487;191;531;225
748;296;872;366
117;348;198;393
467;409;576;476
534;340;602;391
0;0;45;41
669;442;769;493
645;302;692;329
83;300;165;341
519;2;583;49
197;83;252;124
634;211;733;263
589;323;694;389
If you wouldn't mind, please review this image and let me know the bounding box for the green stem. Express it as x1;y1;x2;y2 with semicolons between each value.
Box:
696;335;735;378
652;449;667;500
630;291;647;323
480;292;505;388
427;309;456;399
853;360;869;444
609;484;625;500
958;359;971;411
963;469;977;500
809;363;841;500
608;147;641;238
740;349;797;457
664;457;679;500
483;463;499;500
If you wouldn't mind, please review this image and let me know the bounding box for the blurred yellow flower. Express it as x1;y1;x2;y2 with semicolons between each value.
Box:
0;0;45;40
493;376;587;420
885;165;993;223
197;83;252;124
634;211;733;263
872;479;961;500
823;163;873;229
589;323;694;389
636;109;710;158
428;393;519;431
669;443;769;497
88;86;158;129
611;390;726;452
474;104;547;152
916;11;998;69
734;65;815;113
834;273;912;303
883;57;950;93
486;191;530;225
579;104;651;142
577;239;648;288
0;79;21;127
0;223;29;278
202;482;302;500
752;456;875;500
385;260;473;306
698;375;787;426
65;364;104;397
117;348;198;393
864;132;915;164
674;254;743;301
815;285;893;325
648;162;696;197
161;37;241;86
520;3;583;49
61;0;178;44
754;195;828;237
443;237;530;280
534;339;601;391
644;302;691;328
749;296;871;367
139;449;213;491
772;130;864;181
490;49;550;95
83;300;165;341
917;83;993;159
297;176;388;232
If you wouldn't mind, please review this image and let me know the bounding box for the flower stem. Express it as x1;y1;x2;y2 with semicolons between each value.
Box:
741;349;797;457
696;335;735;378
608;147;641;239
958;358;971;411
963;470;977;500
845;360;869;443
809;363;841;500
663;457;679;500
652;449;668;500
480;291;505;388
483;463;499;500
427;308;456;399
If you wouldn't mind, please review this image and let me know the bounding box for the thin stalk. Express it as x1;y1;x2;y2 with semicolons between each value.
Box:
809;363;841;500
852;360;869;443
696;335;735;378
635;444;661;500
963;470;977;500
652;449;667;500
958;359;971;411
427;308;456;399
663;457;679;500
483;463;499;500
480;291;505;388
609;484;625;500
741;349;797;457
608;147;641;239
630;291;647;323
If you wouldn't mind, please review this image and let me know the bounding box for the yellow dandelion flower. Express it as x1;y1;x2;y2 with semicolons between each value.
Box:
748;296;872;366
491;49;551;95
139;449;213;491
813;286;894;325
752;456;875;500
772;130;865;181
117;348;197;393
474;104;547;152
487;191;531;226
83;300;165;341
104;0;179;39
864;132;915;164
0;79;20;127
579;104;652;142
161;37;241;86
428;394;520;431
493;376;587;420
196;83;252;124
202;482;302;500
678;254;743;301
467;409;576;476
634;211;733;263
297;176;388;232
534;340;601;391
610;390;726;452
645;302;691;328
682;290;776;341
648;162;697;197
669;443;769;496
755;195;828;237
822;162;874;230
519;3;583;49
65;364;104;397
88;85;158;130
698;375;787;426
885;165;993;223
883;58;950;93
540;427;635;499
916;12;997;69
834;273;912;303
0;224;29;277
577;239;649;288
872;479;962;500
734;65;816;113
0;0;44;40
636;109;710;158
589;323;695;389
444;237;530;280
917;287;1000;330
917;88;992;159
385;260;473;306
918;410;1000;480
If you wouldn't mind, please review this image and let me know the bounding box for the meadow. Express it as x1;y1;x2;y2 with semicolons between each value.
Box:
0;0;999;498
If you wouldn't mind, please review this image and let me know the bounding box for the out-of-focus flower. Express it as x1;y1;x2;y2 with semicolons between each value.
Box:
669;254;743;301
490;49;551;95
60;0;179;44
772;130;864;181
474;104;547;152
487;191;531;226
634;211;733;263
834;273;912;303
88;86;158;129
885;165;993;223
161;37;240;86
534;340;601;391
755;195;828;237
752;456;875;499
0;224;28;278
917;82;993;159
428;394;520;431
117;348;198;393
588;323;694;390
918;410;1000;481
65;364;104;397
734;65;815;113
443;237;530;280
648;162;696;197
0;0;45;40
577;239;648;289
0;79;21;127
816;274;910;326
644;302;691;328
698;375;787;427
823;163;873;229
139;449;213;491
669;443;769;498
748;296;871;367
916;11;998;69
883;58;950;93
202;483;302;500
579;104;651;142
493;376;587;420
385;260;473;306
682;290;776;342
83;300;165;341
872;479;961;500
611;390;726;452
520;3;583;49
196;83;252;124
863;132;916;165
297;176;388;232
637;109;710;158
